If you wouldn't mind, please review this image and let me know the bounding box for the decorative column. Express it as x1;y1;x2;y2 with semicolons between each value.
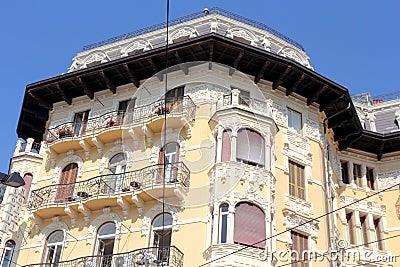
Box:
231;89;240;106
348;161;355;185
25;138;34;153
361;164;367;189
216;126;223;163
14;140;23;156
230;131;237;162
227;205;235;243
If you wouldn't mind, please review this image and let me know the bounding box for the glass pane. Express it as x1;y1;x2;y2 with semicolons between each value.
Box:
98;222;116;236
152;213;173;228
220;214;227;243
47;230;64;244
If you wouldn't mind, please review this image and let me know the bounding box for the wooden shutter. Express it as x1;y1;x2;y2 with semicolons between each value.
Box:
347;212;355;244
374;218;383;250
291;231;308;267
289;161;305;200
221;130;231;162
360;216;369;247
55;163;78;203
234;202;266;248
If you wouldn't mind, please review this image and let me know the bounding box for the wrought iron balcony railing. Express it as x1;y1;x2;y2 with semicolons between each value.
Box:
28;162;190;210
45;96;196;144
23;246;184;267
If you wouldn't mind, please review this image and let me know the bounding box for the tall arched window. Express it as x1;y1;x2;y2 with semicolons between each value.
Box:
108;153;127;193
43;230;65;265
159;142;179;182
234;202;266;248
23;173;33;204
55;163;78;203
1;240;15;267
221;130;232;162
152;213;173;264
96;222;116;267
236;129;265;168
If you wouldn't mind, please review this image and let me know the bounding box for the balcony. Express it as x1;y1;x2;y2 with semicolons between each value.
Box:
29;162;190;218
14;138;42;156
23;246;184;267
204;244;270;267
45;96;196;153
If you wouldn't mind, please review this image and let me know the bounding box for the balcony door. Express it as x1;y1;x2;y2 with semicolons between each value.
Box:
73;110;90;137
1;240;15;267
151;213;172;264
158;142;179;183
55;163;78;203
96;222;116;267
165;87;184;112
43;230;64;266
108;153;126;193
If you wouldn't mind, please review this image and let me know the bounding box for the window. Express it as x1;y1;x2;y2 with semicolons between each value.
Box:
353;164;362;187
289;161;305;200
152;213;173;264
73;110;90;136
221;130;232;162
108;153;127;193
234;202;265;248
288;108;302;133
96;222;116;267
366;167;375;190
165;87;184;100
340;161;349;184
291;231;308;267
1;240;15;267
360;215;369;247
219;204;229;244
43;230;65;265
236;89;250;106
55;163;78;203
236;129;265;168
23;173;33;204
159;142;179;182
346;212;356;245
0;185;6;204
373;218;384;250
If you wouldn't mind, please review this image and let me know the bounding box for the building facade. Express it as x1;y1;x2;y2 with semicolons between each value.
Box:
1;7;400;267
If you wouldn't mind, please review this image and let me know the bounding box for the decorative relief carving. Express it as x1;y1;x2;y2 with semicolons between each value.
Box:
279;48;308;67
100;145;133;173
284;194;313;217
185;84;230;104
121;39;152;57
305;119;322;144
272;103;287;127
82;51;109;68
168;26;197;44
283;211;319;238
141;203;180;237
226;27;257;46
340;196;386;216
86;212;122;245
36;221;69;252
378;170;400;190
53;155;84;183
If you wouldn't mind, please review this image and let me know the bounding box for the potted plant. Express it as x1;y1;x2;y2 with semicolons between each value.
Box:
106;118;116;127
58;128;72;138
155;107;170;116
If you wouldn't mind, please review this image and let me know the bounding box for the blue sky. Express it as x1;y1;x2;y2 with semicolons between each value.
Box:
0;1;399;173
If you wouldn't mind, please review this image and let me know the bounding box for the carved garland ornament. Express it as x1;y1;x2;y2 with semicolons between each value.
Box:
141;204;180;237
100;144;133;173
36;221;69;253
52;154;84;183
86;212;122;245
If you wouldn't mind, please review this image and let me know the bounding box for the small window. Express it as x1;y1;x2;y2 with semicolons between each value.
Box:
346;212;356;245
288;108;302;133
289;161;305;200
340;161;349;184
1;240;15;267
219;204;229;244
360;215;369;247
96;222;116;267
366;167;375;190
73;110;90;137
291;231;308;267
353;164;362;187
152;213;173;264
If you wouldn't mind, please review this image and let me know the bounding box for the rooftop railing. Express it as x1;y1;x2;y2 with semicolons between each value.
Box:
45;96;196;144
23;246;184;267
82;7;304;51
28;162;190;210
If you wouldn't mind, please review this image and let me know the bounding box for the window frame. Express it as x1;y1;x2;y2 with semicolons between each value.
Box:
289;161;306;200
43;230;65;265
291;231;309;267
340;161;350;184
288;108;302;134
1;240;16;267
218;204;229;244
353;163;362;187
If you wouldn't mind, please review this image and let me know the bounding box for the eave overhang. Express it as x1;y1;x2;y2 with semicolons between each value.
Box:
17;33;400;159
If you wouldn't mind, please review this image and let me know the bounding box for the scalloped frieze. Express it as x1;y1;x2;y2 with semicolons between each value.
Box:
305;119;322;144
36;221;69;253
272;103;287;127
378;170;400;189
283;211;319;238
168;26;197;44
226;27;257;46
121;39;152;57
279;47;307;66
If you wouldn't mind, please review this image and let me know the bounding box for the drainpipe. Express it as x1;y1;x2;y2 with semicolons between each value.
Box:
322;103;350;267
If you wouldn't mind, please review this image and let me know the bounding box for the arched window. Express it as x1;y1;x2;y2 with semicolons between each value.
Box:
152;213;173;264
221;130;232;162
159;142;180;182
236;129;265;168
108;153;127;193
234;202;266;248
23;173;33;204
55;163;78;203
1;240;15;267
96;222;116;267
219;204;229;243
43;230;65;265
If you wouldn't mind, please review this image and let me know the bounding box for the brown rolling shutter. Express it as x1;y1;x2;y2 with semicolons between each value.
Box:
157;148;165;184
221;130;231;162
236;129;265;166
55;163;78;203
23;173;33;204
291;231;308;267
234;202;265;248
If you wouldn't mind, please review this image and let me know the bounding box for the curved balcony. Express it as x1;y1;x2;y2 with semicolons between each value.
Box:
45;96;196;153
23;246;184;267
29;162;190;218
215;92;272;117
